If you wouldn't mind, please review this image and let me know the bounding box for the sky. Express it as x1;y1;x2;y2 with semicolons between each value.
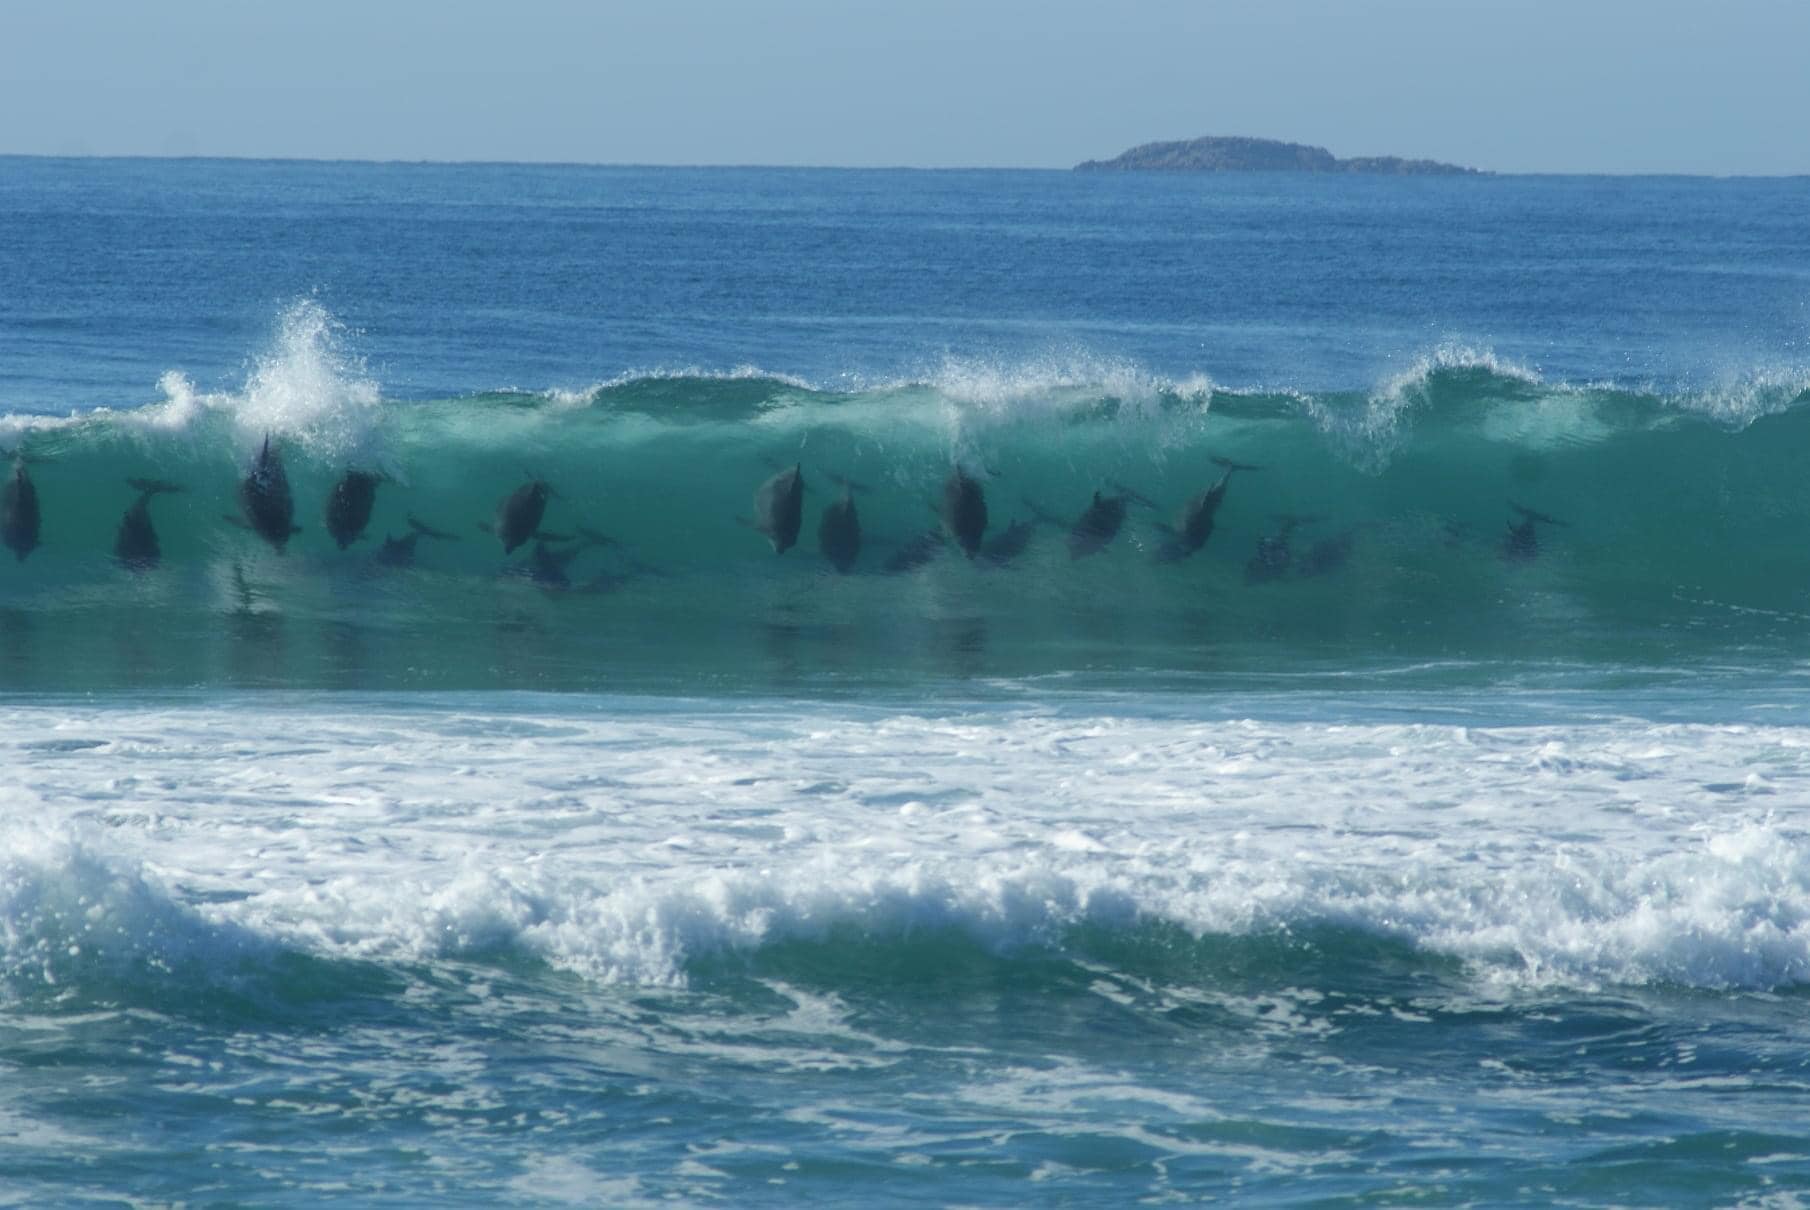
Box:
2;0;1807;174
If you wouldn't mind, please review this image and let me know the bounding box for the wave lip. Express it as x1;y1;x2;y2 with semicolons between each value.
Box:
547;364;823;411
1680;364;1810;427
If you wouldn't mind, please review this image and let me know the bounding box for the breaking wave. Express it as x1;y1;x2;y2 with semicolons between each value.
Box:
4;303;1810;690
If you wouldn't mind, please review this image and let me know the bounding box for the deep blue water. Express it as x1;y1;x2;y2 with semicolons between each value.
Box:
6;158;1808;409
4;158;1810;1205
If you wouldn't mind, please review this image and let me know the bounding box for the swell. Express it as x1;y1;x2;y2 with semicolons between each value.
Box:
4;312;1810;688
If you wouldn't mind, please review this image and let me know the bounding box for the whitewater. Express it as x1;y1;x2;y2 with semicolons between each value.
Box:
4;157;1810;1204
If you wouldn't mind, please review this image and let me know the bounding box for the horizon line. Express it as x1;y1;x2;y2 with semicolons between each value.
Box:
2;150;1807;180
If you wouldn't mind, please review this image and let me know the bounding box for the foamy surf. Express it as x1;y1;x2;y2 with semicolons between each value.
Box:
6;697;1809;995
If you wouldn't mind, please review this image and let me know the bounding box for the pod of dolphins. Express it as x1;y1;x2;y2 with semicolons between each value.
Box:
741;458;1566;577
0;437;1569;582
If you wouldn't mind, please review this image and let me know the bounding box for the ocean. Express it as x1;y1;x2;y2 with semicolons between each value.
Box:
3;156;1810;1205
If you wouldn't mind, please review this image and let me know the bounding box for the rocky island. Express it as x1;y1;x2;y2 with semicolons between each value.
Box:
1076;135;1481;175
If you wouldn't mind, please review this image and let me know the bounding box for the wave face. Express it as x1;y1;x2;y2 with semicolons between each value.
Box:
3;305;1810;691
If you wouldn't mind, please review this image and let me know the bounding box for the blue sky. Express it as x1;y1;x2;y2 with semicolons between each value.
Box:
3;0;1806;173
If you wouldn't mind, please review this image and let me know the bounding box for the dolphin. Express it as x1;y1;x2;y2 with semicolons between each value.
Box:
1503;502;1566;562
1245;515;1310;585
234;434;300;552
114;478;183;570
1296;524;1369;579
980;517;1041;567
376;515;459;567
882;528;947;575
325;470;385;550
1046;483;1155;560
1154;457;1260;563
484;478;555;554
745;463;805;554
1;453;39;563
940;466;988;557
817;475;862;573
514;527;612;591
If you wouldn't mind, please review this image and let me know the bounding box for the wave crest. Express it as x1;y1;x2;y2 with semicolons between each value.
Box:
224;821;1810;993
0;825;272;1003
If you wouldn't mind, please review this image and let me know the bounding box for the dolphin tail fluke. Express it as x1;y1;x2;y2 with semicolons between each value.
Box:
1211;457;1262;473
407;515;459;541
1510;502;1567;526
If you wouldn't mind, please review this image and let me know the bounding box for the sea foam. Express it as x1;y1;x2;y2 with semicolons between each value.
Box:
6;699;1810;997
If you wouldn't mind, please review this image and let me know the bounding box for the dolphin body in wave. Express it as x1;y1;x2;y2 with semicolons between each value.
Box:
817;475;862;573
1153;458;1259;563
882;529;946;574
376;515;460;567
1026;484;1156;560
1;453;39;562
511;527;614;590
115;479;183;570
745;463;805;555
1502;502;1566;562
980;517;1040;567
940;466;989;557
484;478;556;554
1245;515;1312;585
1296;523;1370;579
234;435;300;553
325;469;386;550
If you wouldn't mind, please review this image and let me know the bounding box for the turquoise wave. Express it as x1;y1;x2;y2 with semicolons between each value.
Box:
3;361;1810;691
